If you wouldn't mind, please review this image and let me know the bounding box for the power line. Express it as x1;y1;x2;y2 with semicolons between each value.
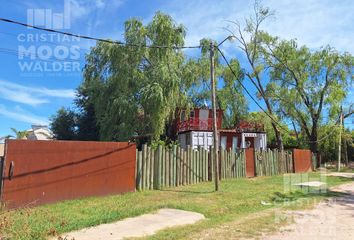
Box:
216;46;290;133
0;47;85;63
0;31;91;53
216;46;341;144
0;18;201;49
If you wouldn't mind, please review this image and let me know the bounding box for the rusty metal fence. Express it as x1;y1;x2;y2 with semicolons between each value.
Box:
0;139;314;208
1;140;136;209
0;157;3;200
292;149;313;173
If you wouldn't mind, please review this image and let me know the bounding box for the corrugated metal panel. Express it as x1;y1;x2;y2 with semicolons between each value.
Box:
2;140;136;209
293;149;312;173
245;148;255;177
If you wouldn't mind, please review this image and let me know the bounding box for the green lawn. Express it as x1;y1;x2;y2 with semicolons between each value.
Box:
0;173;352;240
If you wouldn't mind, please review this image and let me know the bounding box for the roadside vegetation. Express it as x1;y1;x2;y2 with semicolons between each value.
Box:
0;173;352;240
49;1;354;163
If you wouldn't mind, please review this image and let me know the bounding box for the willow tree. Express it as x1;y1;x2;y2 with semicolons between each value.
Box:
82;12;187;141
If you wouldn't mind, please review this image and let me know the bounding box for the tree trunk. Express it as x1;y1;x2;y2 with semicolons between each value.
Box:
263;96;284;151
271;122;284;151
309;124;319;167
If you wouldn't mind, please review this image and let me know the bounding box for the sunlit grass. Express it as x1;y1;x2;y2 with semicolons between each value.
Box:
0;173;352;240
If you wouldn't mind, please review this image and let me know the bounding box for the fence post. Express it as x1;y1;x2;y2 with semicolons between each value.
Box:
149;146;154;190
145;145;150;190
176;146;180;186
153;145;161;189
142;144;147;190
137;149;143;190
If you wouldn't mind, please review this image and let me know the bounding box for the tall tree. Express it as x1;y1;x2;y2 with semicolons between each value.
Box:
264;40;353;154
227;1;284;150
50;108;77;140
82;12;186;141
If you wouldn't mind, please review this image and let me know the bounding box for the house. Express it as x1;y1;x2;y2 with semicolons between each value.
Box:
176;108;223;150
219;121;267;151
176;108;267;151
0;143;4;157
26;125;53;140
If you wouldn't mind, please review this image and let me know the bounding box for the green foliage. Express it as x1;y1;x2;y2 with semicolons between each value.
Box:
52;12;247;142
245;112;297;148
184;38;247;128
82;12;187;141
10;128;28;139
50;108;77;140
265;40;353;151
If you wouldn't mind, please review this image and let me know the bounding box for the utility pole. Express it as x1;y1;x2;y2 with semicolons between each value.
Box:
210;42;219;191
337;106;343;172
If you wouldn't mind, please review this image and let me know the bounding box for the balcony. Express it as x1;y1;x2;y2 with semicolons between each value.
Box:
177;117;222;133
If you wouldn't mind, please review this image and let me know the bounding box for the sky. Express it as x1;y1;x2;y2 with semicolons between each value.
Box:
0;0;353;137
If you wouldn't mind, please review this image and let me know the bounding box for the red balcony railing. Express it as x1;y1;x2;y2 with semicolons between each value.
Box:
177;118;222;132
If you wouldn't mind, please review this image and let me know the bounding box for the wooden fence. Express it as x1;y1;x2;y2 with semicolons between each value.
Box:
136;145;295;191
254;150;293;176
136;145;215;191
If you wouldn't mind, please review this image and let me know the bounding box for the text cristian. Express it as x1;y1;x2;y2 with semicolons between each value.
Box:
17;33;80;43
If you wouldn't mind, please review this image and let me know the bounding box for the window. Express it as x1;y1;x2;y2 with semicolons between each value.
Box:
232;137;238;152
180;110;186;121
186;132;190;146
189;111;195;118
220;136;227;150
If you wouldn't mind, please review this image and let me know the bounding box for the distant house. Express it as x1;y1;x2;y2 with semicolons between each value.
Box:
176;108;267;151
26;125;53;140
0;143;4;157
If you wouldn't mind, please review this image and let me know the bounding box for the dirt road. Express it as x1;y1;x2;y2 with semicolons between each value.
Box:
262;181;354;240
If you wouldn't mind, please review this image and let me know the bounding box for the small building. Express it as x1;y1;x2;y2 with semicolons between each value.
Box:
176;108;223;150
176;109;267;151
219;121;267;151
26;125;53;140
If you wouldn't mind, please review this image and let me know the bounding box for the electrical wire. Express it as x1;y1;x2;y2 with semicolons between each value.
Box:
0;18;201;49
0;16;346;143
216;45;342;143
0;30;91;53
0;47;84;63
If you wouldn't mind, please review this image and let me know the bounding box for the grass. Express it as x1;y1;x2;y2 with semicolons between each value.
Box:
0;173;352;240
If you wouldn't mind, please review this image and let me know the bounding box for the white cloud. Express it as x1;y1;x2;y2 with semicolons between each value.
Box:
0;79;75;106
264;0;354;53
161;0;354;53
69;0;125;19
0;105;48;125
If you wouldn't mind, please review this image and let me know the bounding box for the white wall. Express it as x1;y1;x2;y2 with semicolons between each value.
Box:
0;143;4;157
179;131;213;150
241;132;267;150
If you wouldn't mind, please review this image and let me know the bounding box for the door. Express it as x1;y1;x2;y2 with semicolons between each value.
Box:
199;109;209;130
245;148;255;177
220;136;227;150
232;137;238;152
